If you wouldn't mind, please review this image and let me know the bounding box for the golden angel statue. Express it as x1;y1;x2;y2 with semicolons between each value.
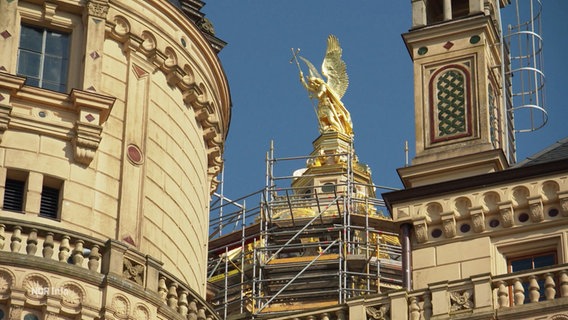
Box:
293;35;353;136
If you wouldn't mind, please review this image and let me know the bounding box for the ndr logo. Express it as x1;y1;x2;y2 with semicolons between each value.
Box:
30;287;69;295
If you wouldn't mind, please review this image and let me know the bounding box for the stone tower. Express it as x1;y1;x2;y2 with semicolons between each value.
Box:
0;0;229;319
400;0;514;188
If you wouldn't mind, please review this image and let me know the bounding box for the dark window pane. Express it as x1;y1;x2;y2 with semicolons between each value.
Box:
45;31;69;56
17;50;41;77
43;56;66;83
19;25;43;52
25;77;40;87
534;254;556;268
510;258;532;272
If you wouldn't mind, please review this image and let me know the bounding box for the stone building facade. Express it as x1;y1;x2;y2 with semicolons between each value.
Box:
0;0;230;319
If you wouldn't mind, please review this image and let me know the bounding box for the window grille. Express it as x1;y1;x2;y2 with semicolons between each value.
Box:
40;185;60;219
3;179;25;212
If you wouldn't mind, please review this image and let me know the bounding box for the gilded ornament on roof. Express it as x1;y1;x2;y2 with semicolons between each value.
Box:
292;35;353;136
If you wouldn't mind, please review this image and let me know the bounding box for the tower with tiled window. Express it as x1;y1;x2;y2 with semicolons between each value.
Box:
0;0;229;319
399;0;514;188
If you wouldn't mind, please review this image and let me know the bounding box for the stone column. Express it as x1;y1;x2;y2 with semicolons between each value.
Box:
82;0;110;92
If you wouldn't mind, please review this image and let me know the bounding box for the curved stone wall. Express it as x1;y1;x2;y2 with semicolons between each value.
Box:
0;0;229;299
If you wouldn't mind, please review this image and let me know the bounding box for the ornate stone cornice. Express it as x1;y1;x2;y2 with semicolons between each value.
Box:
87;0;110;19
392;173;568;245
105;10;229;194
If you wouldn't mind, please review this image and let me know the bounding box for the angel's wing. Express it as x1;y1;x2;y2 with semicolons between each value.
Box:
299;56;322;80
321;35;349;98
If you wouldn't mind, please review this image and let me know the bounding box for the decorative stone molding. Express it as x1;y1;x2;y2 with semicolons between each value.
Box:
70;89;115;165
498;201;515;228
449;289;473;312
42;2;58;23
9;305;23;320
123;257;145;285
528;196;544;222
23;273;50;300
440;211;456;238
0;268;14;300
413;218;429;244
0;104;12;143
366;304;390;320
53;281;86;312
0;72;25;143
558;191;568;217
469;206;486;233
87;0;110;19
133;304;150;320
111;294;131;319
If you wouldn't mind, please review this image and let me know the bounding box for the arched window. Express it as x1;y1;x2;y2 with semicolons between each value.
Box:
321;183;335;193
429;65;472;142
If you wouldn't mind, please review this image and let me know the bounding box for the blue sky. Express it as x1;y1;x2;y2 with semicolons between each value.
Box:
204;2;568;199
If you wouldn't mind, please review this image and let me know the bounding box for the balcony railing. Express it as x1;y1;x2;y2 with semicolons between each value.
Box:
272;264;568;320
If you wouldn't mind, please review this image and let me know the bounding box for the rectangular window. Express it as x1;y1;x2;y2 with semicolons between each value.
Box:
17;24;70;93
3;178;25;212
508;251;557;303
509;252;557;272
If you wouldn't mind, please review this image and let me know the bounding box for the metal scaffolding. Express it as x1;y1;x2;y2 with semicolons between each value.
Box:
208;141;402;319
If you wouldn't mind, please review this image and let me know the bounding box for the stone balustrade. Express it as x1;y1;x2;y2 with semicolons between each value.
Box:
0;218;105;272
158;270;218;320
343;264;568;320
0;217;220;320
492;264;568;308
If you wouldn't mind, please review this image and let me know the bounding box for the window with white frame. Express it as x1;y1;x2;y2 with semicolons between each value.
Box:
17;24;70;93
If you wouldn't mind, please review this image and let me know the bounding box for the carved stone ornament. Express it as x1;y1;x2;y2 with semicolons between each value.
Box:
112;295;130;318
60;284;83;307
498;202;514;228
469;207;486;233
45;312;59;320
23;274;49;298
413;219;428;244
87;0;109;19
366;304;390;320
9;306;23;319
528;197;544;222
560;197;568;217
123;258;145;285
0;270;12;294
0;104;12;143
133;305;150;320
441;211;456;238
450;289;474;311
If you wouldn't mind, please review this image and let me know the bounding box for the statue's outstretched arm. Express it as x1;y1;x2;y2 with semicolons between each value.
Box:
299;71;309;90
